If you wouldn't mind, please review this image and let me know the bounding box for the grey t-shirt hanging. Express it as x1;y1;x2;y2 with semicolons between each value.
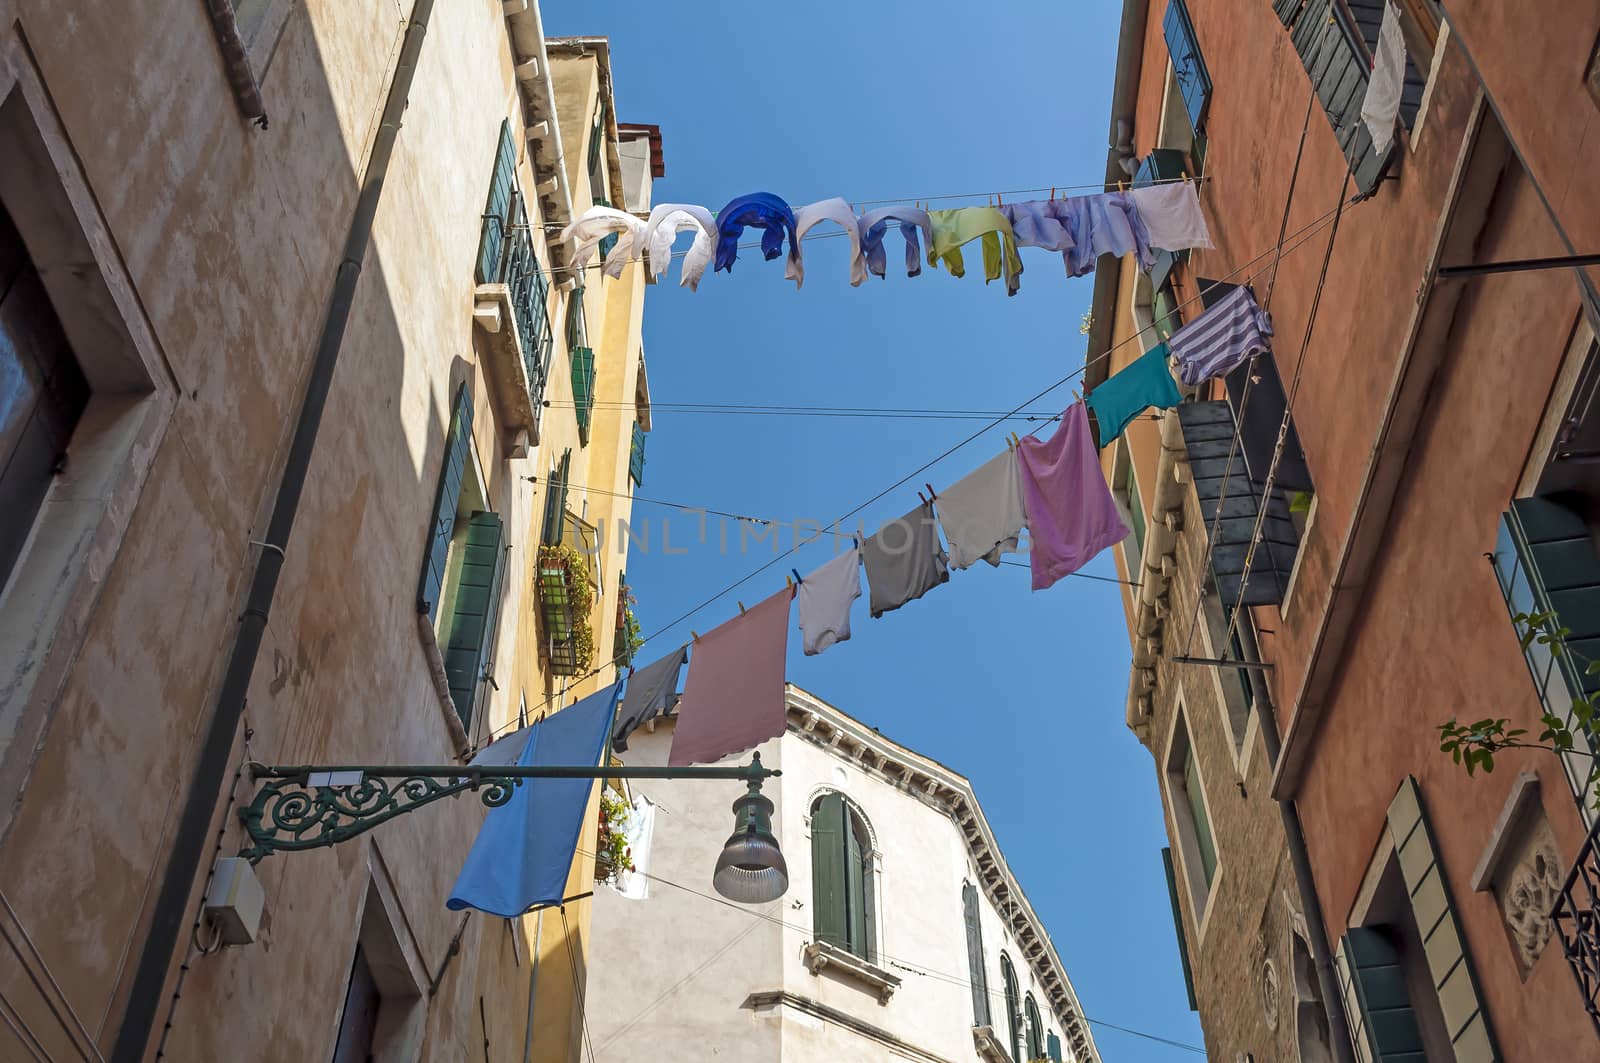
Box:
862;501;950;618
612;645;687;752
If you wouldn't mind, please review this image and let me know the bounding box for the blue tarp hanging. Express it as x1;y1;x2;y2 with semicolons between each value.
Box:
447;680;622;916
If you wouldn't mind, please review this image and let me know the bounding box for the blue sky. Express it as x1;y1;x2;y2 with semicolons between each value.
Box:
547;3;1205;1057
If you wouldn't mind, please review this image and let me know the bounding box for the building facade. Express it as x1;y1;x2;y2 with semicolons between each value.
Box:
1089;1;1600;1061
585;684;1101;1063
0;2;656;1060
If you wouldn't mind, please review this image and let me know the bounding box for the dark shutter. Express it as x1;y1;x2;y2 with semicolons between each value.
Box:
1223;350;1314;495
1341;928;1426;1061
1046;1031;1063;1063
1134;150;1190;291
860;835;877;963
477;120;517;284
1288;0;1394;195
540;448;571;547
811;794;848;950
1024;996;1044;1059
629;421;647;486
418;384;473;619
1162;0;1212;133
1274;0;1307;25
1496;498;1600;707
1001;955;1022;1061
443;512;506;730
1176;401;1293;606
1161;847;1199;1011
963;883;993;1027
1347;0;1428;129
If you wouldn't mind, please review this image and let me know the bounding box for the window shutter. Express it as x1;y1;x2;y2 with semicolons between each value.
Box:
1001;956;1022;1061
1161;848;1199;1010
1222;349;1314;496
1162;0;1212;133
1176;401;1289;606
443;512;506;730
1347;0;1428;129
1134;150;1190;290
1287;0;1394;195
843;814;870;960
540;448;571;547
962;883;993;1027
629;422;647;486
1046;1031;1062;1063
571;345;596;446
1274;0;1306;26
477;120;517;284
418;384;473;619
1024;996;1044;1059
860;834;877;963
1339;927;1426;1061
811;795;849;950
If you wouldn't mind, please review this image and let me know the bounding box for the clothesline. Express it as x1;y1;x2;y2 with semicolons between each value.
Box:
544;398;1079;422
472;195;1353;753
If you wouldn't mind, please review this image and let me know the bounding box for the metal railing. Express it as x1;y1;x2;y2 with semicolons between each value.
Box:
1553;814;1600;1037
485;190;555;441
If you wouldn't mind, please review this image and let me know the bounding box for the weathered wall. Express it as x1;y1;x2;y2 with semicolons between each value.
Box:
0;2;649;1060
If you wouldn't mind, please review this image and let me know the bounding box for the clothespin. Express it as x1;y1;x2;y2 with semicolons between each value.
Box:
917;490;928;505
1117;179;1128;192
792;568;804;585
785;575;792;590
996;192;1003;206
738;601;747;616
1049;187;1056;201
1072;388;1083;404
924;483;937;502
691;631;701;643
1011;431;1022;448
1181;170;1191;185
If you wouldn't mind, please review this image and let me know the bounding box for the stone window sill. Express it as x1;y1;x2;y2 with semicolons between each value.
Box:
801;940;901;1004
972;1025;1012;1063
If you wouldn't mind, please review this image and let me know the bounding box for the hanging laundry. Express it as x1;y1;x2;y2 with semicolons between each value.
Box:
928;207;1023;296
1000;199;1076;254
858;206;932;280
798;547;862;655
1168;284;1275;386
1360;1;1407;155
786;198;867;288
611;644;688;752
611;794;656;900
861;501;950;617
447;681;621;917
936;449;1028;570
1086;343;1183;445
668;587;793;766
1126;182;1214;255
714;193;799;274
1064;192;1153;276
564;206;648;280
643;203;718;291
1017;404;1130;591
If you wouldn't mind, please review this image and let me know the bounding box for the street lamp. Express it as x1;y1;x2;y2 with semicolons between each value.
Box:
238;752;786;904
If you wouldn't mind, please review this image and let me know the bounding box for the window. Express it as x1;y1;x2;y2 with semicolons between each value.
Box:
1000;953;1022;1061
810;793;875;962
1338;778;1500;1061
0;199;90;593
1162;0;1211;135
332;877;426;1063
1204;598;1255;756
1111;441;1146;585
962;882;992;1028
1160;847;1200;1011
566;292;596;446
478;121;519;286
1133;149;1189;291
629;421;647;487
1275;0;1398;194
540;448;572;547
587;110;617;261
1174;280;1314;610
1345;0;1437;134
417;384;507;731
1166;712;1217;911
1024;995;1044;1060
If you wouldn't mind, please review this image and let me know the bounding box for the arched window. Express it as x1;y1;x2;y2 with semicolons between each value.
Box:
1000;953;1021;1061
961;882;991;1027
810;793;875;961
1024;994;1044;1060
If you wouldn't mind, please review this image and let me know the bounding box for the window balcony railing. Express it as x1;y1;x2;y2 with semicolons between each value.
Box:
473;189;556;446
499;193;555;436
1553;814;1600;1037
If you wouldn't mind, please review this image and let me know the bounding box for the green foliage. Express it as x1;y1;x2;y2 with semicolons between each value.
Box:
595;788;635;885
1438;609;1600;806
539;543;596;671
1289;490;1314;515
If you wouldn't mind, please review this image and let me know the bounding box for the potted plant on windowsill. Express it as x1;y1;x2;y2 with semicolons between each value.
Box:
538;542;595;675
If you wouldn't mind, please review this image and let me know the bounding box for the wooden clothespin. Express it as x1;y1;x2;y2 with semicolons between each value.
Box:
1049;187;1056;201
1181;170;1191;185
996;192;1003;206
737;601;747;616
1011;431;1022;448
1117;179;1128;192
917;490;928;505
1072;388;1083;404
792;568;804;585
924;482;937;502
691;631;701;643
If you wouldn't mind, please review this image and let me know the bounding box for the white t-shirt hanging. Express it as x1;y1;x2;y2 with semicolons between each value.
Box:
798;547;861;655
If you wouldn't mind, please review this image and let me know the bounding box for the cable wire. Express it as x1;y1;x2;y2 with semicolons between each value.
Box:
0;893;100;1062
474;194;1354;752
0;986;52;1063
558;907;597;1063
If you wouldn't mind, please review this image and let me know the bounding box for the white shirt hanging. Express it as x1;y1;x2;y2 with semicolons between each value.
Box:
563;206;647;280
643;203;718;291
785;197;867;289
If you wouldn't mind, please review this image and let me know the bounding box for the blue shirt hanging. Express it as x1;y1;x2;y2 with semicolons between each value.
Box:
447;680;621;917
714;193;798;273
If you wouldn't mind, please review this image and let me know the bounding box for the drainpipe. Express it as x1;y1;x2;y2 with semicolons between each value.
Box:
110;1;437;1058
1237;616;1357;1063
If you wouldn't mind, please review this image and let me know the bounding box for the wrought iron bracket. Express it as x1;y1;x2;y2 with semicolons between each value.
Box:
238;755;777;863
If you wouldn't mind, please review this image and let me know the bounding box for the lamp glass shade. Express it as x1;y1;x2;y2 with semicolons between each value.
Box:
712;787;788;903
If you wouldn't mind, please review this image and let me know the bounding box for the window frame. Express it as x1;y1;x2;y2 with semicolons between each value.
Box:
808;791;879;964
1163;704;1221;939
1112;440;1146;584
1000;952;1022;1061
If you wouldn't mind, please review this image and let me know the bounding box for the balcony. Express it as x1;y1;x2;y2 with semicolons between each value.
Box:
1554;815;1600;1036
473;191;555;450
537;541;594;677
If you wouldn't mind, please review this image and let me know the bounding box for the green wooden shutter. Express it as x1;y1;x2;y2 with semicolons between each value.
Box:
629;422;647;486
1024;996;1044;1059
571;345;596;445
1001;955;1022;1061
1046;1031;1062;1062
860;834;877;963
477;120;517;284
540;449;571;547
443;512;506;730
418;384;473;620
1340;928;1426;1062
1161;847;1199;1010
844;814;869;960
1162;0;1212;133
962;883;993;1027
811;795;848;950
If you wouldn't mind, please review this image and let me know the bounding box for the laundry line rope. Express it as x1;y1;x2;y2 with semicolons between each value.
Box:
473;193;1354;753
